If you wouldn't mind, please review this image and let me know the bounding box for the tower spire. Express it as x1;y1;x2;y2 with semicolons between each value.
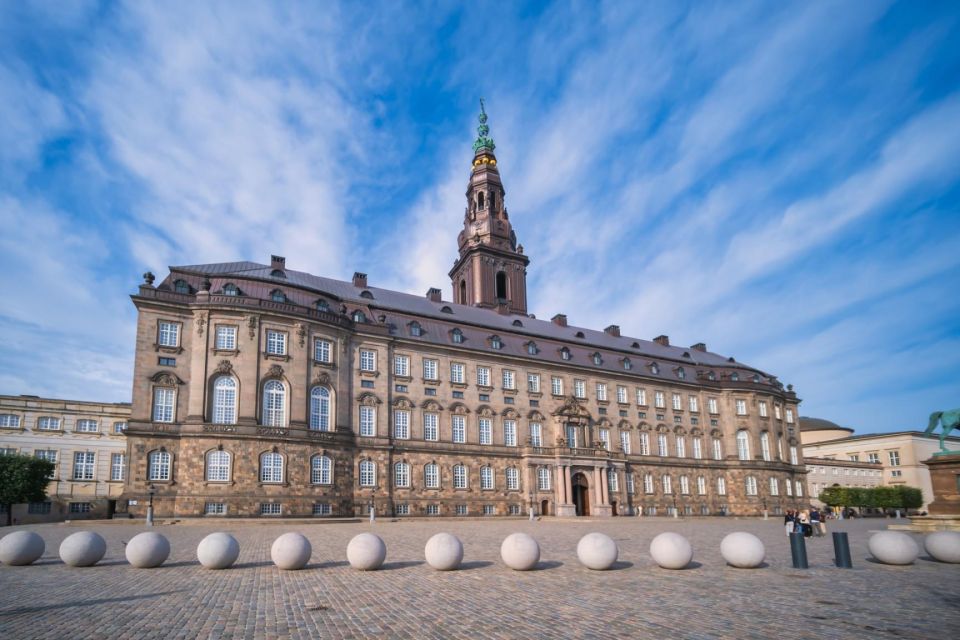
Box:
473;98;496;153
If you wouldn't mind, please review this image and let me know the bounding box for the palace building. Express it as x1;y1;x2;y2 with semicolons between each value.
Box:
121;106;805;519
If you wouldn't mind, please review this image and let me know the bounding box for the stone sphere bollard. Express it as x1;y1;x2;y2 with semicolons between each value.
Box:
424;533;464;571
500;532;540;571
576;532;618;570
125;531;171;568
649;532;693;570
924;531;960;564
271;532;312;570
197;532;240;570
347;533;387;571
59;531;107;567
0;531;45;566
868;531;919;565
720;532;765;568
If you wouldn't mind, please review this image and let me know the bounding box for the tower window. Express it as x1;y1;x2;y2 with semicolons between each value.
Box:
477;192;485;210
459;280;467;304
490;191;496;210
495;272;507;300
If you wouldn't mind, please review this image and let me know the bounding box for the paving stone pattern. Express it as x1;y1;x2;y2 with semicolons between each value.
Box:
0;518;957;639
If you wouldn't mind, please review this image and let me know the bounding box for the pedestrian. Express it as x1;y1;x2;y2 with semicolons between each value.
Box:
810;508;822;537
784;509;795;536
798;509;812;537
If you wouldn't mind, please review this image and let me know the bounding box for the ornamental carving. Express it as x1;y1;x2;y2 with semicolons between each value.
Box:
393;397;414;410
501;408;519;418
267;364;284;378
448;402;470;415
149;371;184;386
552;395;590;420
312;371;331;386
196;313;208;336
477;405;495;417
357;392;382;406
420;400;443;412
297;323;306;347
216;360;234;375
247;315;258;339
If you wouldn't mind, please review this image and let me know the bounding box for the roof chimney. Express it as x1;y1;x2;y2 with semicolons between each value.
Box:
353;272;367;288
691;342;706;352
426;287;442;303
271;255;286;270
551;313;568;327
653;335;670;346
604;325;620;337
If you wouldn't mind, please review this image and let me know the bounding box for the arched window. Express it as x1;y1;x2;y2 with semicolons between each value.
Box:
677;367;686;379
480;466;493;490
359;460;376;487
271;269;286;278
679;475;690;495
270;289;286;303
206;450;231;482
410;322;422;337
424;463;439;488
459;280;466;304
148;450;171;481
505;467;519;490
174;279;190;294
696;475;707;495
453;464;467;489
212;376;237;424
592;352;602;366
309;386;331;431
623;358;632;370
394;462;410;488
311;455;332;485
745;475;758;495
657;433;668;457
730;372;740;382
527;342;538;355
712;437;723;460
477;191;485;210
662;474;673;494
760;431;771;461
769;477;779;496
490;335;502;350
560;347;571;361
352;310;366;323
736;430;751;460
537;467;551;490
222;283;239;296
316;299;330;312
260;452;284;483
262;380;286;427
495;272;507;299
650;363;660;375
451;328;464;344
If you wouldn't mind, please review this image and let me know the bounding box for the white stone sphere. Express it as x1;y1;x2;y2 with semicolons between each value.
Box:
347;532;387;571
649;532;693;570
576;532;619;570
125;531;171;568
720;532;765;568
59;531;107;567
271;532;311;570
868;531;919;565
924;531;960;564
196;532;240;570
0;531;45;566
500;532;540;571
424;532;463;571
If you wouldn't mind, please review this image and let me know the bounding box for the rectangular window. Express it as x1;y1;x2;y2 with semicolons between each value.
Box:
537;468;551;491
713;438;723;460
359;406;376;437
393;410;410;439
37;416;61;431
394;355;410;377
708;398;719;414
455;504;468;516
566;425;578;448
717;477;727;495
692;437;702;460
260;503;282;516
110;453;125;481
69;502;92;514
423;413;438;441
662;475;672;494
477;366;491;387
620;432;631;455
425;464;440;489
205;502;227;515
530;422;542;447
574;379;586;399
654;391;665;409
625;473;635;494
450;362;465;384
394;464;410;488
527;373;541;393
34;450;57;478
790;446;799;465
114;422;127;434
158;357;176;366
28;502;52;514
158;321;179;347
758;401;768;418
502;369;516;390
888;451;901;466
697;476;707;495
426;504;440;516
76;419;99;433
73;452;95;480
613;386;626;404
216;325;237;350
596;383;608;401
636;389;647;406
153;388;175;422
658;433;668;457
643;474;654;494
774;404;782;420
422;359;438;380
314;339;332;363
266;330;286;355
735;399;747;415
396;504;410;516
599;428;609;449
312;503;332;516
891;469;903;478
607;470;618;492
452;415;466;443
688;396;699;413
639;432;650;456
504;420;517;447
672;394;682;411
867;452;880;464
551;376;563;396
359;349;376;372
675;436;686;458
786;408;795;424
479;418;492;445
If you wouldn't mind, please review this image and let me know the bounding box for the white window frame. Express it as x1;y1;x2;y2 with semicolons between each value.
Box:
537;467;551;491
314;338;332;363
504;419;517;447
212;376;237;425
450;362;465;384
636;389;647;405
394;462;410;488
310;386;332;431
596;383;607;401
708;398;719;414
262;380;286;427
735;399;747;416
393;409;410;439
147;450;170;481
110;453;125;481
76;419;99;433
760;432;771;461
620;431;631;454
158;321;179;347
502;369;516;390
206;450;231;482
657;433;668;457
215;325;237;350
479;418;492;445
745;476;758;496
260;452;284;483
423;358;438;381
453;464;467;489
506;467;519;491
527;373;541;393
574;379;586;399
312;455;332;485
736;430;751;460
424;463;439;489
675;435;685;458
530;422;542;447
551;376;563;396
692;437;702;460
359;460;376;487
37;416;60;431
153;387;175;423
477;366;491;387
452;415;466;443
423;412;439;441
480;466;494;490
617;386;627;404
359;406;376;437
717;476;727;495
359;349;376;372
394;355;410;377
265;330;286;356
639;432;650;456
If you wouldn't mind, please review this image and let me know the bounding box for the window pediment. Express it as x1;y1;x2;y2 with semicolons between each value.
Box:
357;392;382;406
150;371;184;385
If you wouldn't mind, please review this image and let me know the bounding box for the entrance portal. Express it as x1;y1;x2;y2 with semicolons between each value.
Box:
540;499;550;516
572;473;590;516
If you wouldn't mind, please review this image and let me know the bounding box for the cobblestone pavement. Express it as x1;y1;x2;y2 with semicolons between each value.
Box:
0;517;958;639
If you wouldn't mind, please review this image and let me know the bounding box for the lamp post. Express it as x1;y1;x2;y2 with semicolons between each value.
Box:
762;498;769;521
672;494;678;519
146;484;156;527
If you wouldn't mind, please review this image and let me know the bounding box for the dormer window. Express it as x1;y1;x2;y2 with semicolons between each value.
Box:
352;310;367;323
707;371;716;381
752;374;761;383
575;331;585;339
623;358;632;371
512;319;523;327
223;283;239;296
592;352;603;366
441;306;453;314
410;322;422;337
490;335;503;350
316;300;330;312
560;347;571;361
650;363;660;375
174;279;190;294
270;269;286;278
360;290;374;299
631;342;640;349
677;367;686;380
451;328;464;344
730;372;740;382
270;290;286;303
526;342;538;355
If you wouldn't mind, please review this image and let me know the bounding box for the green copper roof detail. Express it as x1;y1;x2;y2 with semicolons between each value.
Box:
473;98;496;153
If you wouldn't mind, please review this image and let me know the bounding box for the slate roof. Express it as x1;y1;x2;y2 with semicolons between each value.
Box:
799;417;853;433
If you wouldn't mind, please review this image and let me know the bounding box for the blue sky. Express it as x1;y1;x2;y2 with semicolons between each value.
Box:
1;1;958;434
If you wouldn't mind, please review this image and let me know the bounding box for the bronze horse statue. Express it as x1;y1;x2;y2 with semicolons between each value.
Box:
925;408;960;453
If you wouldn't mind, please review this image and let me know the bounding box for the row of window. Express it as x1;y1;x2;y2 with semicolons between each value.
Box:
0;415;126;433
9;449;127;482
200;502;524;517
807;466;883;477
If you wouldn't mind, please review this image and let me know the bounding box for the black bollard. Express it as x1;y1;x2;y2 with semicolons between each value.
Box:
789;532;809;569
832;531;853;568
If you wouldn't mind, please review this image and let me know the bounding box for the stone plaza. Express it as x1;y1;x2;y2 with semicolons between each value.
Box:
1;517;958;639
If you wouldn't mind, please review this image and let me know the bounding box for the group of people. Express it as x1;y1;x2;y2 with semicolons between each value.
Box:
784;508;827;537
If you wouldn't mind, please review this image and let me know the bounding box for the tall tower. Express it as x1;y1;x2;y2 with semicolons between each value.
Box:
449;101;530;315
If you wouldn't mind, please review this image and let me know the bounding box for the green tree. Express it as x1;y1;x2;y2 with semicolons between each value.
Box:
0;454;55;526
891;486;923;514
818;486;847;507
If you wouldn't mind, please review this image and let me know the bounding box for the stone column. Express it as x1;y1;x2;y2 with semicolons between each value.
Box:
593;467;602;504
601;468;610;506
556;465;565;504
564;465;573;505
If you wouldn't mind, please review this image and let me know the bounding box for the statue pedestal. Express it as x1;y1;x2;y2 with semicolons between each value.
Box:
923;453;960;516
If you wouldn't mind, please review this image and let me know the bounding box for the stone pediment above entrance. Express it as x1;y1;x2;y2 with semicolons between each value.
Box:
552;395;591;421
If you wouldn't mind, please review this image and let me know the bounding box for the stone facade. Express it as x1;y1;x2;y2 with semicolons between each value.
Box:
0;394;130;523
121;109;805;519
804;455;884;508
